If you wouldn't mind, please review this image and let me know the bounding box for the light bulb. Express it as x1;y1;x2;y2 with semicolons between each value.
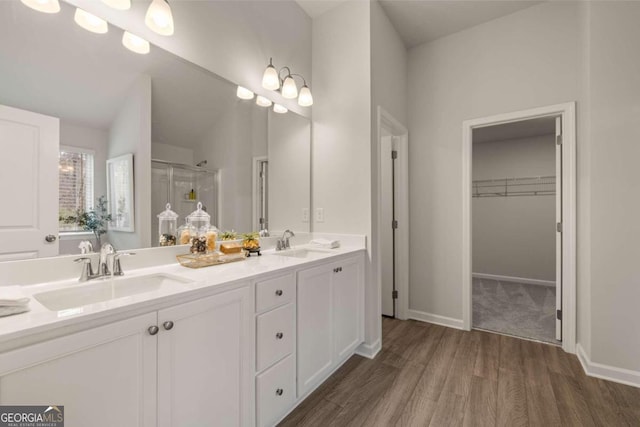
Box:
256;96;272;107
74;8;108;34
281;75;298;99
122;31;150;54
298;84;313;107
273;104;288;114
145;0;174;36
20;0;60;13
262;62;280;91
101;0;130;10
236;86;255;100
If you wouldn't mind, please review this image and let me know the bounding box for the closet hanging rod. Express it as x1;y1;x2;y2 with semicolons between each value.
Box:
472;175;555;198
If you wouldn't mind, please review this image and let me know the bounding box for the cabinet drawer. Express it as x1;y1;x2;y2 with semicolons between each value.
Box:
255;273;295;313
256;354;295;427
256;303;295;372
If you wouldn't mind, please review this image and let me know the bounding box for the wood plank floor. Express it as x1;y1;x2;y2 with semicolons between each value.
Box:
279;317;640;426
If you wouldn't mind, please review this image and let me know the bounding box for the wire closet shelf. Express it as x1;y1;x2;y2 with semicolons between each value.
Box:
472;175;556;198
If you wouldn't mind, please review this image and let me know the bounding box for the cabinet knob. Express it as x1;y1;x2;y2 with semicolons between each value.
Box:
275;289;283;296
148;325;159;336
275;388;284;396
275;332;284;340
163;321;174;331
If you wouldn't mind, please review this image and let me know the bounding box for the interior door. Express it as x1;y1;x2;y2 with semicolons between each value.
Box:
0;104;59;260
380;132;395;317
555;116;563;341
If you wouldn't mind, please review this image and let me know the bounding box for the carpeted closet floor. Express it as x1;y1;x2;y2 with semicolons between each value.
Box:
472;277;559;344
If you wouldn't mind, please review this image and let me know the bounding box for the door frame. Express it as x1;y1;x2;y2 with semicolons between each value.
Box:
376;107;409;321
461;102;576;353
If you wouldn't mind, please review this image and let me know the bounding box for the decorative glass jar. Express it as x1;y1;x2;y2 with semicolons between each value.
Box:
157;203;178;246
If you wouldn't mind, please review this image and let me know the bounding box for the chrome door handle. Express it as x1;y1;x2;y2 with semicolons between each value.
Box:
163;321;174;330
45;234;57;243
148;325;159;335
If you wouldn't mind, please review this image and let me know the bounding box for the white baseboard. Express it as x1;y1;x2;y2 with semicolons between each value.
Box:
407;309;464;330
355;339;381;359
473;272;555;287
577;343;640;389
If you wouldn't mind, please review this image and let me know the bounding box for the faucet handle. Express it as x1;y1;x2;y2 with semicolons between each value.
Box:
74;257;95;282
110;252;135;276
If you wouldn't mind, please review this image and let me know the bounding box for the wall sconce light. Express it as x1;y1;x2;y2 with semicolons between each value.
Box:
74;8;109;34
236;86;255;100
101;0;131;10
20;0;60;14
261;57;313;107
273;104;288;114
122;31;150;54
145;0;174;36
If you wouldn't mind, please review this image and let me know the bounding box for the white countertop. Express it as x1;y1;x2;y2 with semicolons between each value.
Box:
0;242;365;348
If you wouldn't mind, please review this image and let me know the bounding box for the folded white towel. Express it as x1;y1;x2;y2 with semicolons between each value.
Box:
309;238;340;249
0;286;30;307
0;305;30;317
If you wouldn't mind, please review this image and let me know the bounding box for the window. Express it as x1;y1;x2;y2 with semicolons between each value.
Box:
58;146;95;232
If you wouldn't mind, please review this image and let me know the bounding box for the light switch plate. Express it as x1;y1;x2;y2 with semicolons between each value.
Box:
315;208;324;222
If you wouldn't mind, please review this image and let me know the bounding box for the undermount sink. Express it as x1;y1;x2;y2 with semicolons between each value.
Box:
272;248;333;259
34;273;193;311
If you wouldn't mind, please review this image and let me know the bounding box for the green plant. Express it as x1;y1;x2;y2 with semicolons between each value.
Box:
219;230;238;241
60;195;112;247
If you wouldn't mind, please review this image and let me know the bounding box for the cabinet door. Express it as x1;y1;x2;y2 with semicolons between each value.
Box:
332;256;364;362
296;264;333;398
157;286;254;427
0;313;157;427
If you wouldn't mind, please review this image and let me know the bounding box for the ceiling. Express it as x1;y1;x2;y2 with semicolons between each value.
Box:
0;1;235;148
473;117;556;144
296;0;542;48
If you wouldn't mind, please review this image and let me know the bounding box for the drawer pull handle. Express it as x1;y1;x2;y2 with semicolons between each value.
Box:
148;325;159;336
275;289;283;296
276;388;284;396
163;321;174;331
276;332;284;340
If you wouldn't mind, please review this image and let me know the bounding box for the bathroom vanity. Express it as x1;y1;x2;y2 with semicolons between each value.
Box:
0;241;365;427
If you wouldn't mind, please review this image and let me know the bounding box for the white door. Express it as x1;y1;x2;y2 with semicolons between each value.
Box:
380;132;395;317
0;104;59;260
297;264;333;397
555;117;563;341
332;256;363;361
157;286;253;427
0;313;158;427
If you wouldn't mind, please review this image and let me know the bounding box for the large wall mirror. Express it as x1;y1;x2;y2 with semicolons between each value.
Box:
0;0;311;260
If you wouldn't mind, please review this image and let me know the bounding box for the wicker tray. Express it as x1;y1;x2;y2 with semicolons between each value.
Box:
176;251;247;269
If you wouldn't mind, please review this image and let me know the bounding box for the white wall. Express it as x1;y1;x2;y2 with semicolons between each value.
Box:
58;121;109;255
151;143;194;166
472;135;556;282
194;102;267;232
107;75;152;251
311;1;373;343
407;2;586;322
64;0;311;117
267;110;310;233
588;2;640;374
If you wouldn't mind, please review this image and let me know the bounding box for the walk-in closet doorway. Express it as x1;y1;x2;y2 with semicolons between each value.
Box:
462;103;576;353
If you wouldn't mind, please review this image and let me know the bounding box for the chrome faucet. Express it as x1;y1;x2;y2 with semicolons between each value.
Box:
75;243;135;282
276;229;295;251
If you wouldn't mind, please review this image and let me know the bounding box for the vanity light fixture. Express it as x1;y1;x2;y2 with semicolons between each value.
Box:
236;86;255;100
101;0;131;10
20;0;60;14
256;96;272;107
261;57;313;106
74;8;109;34
145;0;175;36
122;31;150;54
273;104;288;114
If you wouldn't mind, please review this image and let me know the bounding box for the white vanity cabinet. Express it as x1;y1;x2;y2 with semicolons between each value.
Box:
0;285;254;427
296;254;364;398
